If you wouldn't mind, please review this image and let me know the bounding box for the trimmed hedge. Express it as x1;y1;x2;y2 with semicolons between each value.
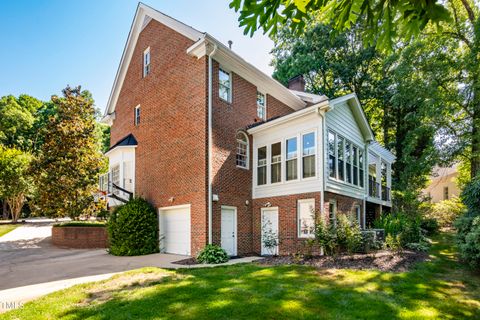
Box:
107;197;159;256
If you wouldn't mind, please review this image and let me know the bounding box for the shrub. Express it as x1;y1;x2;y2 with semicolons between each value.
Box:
336;214;362;254
197;244;229;264
420;218;439;235
455;215;480;269
385;234;402;252
359;231;383;253
107;198;159;256
461;176;480;216
315;219;337;256
426;197;466;228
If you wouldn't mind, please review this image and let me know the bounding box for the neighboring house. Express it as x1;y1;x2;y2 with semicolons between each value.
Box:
423;165;460;203
100;3;395;257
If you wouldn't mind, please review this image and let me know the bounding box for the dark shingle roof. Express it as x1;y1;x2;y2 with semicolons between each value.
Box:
107;134;137;152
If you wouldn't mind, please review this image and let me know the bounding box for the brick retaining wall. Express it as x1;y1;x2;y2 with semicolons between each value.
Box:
52;226;108;249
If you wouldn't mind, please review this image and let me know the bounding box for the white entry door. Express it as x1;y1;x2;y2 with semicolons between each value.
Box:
261;207;279;255
221;206;237;256
159;205;191;255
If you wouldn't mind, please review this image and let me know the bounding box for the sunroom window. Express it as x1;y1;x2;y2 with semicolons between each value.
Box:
286;137;298;181
271;142;281;183
328;131;336;178
359;149;364;188
257;146;267;185
338;136;345;181
303;132;316;178
353;146;359;186
346;141;352;183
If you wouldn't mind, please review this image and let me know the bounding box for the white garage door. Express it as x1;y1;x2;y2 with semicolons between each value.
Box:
159;205;191;255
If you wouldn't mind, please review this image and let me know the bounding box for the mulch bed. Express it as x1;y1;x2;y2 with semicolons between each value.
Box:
257;250;429;272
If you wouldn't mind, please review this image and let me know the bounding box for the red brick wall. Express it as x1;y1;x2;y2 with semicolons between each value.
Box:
52;226;108;249
252;192;324;255
323;191;364;227
110;20;208;255
210;61;295;255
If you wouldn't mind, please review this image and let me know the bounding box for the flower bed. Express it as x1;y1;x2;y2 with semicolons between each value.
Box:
52;224;107;249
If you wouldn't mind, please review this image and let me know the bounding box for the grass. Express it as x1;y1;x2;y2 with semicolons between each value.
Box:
0;224;18;237
2;232;479;319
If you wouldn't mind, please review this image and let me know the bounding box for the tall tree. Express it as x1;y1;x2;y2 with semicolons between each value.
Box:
0;147;33;223
35;86;105;219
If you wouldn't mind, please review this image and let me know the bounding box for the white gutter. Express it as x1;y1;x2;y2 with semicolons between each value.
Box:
207;44;218;245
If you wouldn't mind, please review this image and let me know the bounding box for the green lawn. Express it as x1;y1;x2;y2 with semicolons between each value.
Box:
2;232;479;319
0;224;17;237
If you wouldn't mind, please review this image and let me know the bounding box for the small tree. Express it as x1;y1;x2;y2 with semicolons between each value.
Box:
261;220;280;256
35;86;105;219
0;147;33;222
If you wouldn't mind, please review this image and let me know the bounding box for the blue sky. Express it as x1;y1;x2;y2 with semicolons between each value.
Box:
0;0;274;113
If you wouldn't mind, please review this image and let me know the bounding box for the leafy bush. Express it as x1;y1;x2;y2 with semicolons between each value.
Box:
197;244;229;264
107;197;159;256
315;219;337;255
455;215;480;269
426;197;466;228
420;218;439;235
405;242;429;252
336;214;362;254
375;212;425;249
359;231;383;253
385;234;402;252
461;176;480;216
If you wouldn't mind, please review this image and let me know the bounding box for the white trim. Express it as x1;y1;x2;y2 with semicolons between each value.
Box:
328;199;337;226
143;47;151;77
158;203;191;211
354;204;361;225
218;66;232;103
134;105;141;126
221;205;238;256
236;131;249;170
256;90;267;121
104;145;137;157
297;198;315;239
261;206;279;256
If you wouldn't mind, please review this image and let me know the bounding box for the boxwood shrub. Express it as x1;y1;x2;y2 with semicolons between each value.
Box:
107;197;159;256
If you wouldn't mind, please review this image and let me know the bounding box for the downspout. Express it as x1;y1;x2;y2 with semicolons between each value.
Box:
207;43;217;245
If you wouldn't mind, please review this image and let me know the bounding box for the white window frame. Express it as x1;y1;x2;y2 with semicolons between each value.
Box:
134;105;140;126
236;132;249;169
328;199;337;226
354;205;361;226
219;66;232;103
297;199;315;238
257;146;267;186
143;47;151;77
256;91;267;120
301;131;316;179
285;136;298;181
270;142;282;184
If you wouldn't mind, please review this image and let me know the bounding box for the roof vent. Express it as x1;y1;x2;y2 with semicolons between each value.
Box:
288;75;305;92
228;40;233;49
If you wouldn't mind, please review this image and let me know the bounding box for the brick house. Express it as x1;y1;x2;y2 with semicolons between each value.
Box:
101;3;395;257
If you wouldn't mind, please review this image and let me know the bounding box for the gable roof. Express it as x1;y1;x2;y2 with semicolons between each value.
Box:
106;133;138;155
103;3;305;120
328;93;375;142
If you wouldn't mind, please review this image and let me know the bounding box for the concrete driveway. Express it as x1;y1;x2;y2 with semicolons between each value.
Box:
0;220;260;313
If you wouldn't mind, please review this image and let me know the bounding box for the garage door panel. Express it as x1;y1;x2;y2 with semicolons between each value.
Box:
159;206;191;255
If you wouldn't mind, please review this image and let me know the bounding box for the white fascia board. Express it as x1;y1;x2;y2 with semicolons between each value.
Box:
369;141;396;162
104;3;204;117
188;35;306;111
104;145;137;157
247;101;329;134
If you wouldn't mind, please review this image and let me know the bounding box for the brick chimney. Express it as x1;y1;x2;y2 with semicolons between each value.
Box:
287;75;305;92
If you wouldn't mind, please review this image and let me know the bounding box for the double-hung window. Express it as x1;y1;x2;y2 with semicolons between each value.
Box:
257;92;266;120
286;137;298;181
236;132;249;169
329;200;337;226
143;47;151;77
345;141;352;183
134;105;140;126
219;67;232;102
328;131;336;178
298;199;315;238
338;136;345;181
111;164;120;195
359;149;364;188
257;147;267;185
271;142;281;183
353;146;359;186
303;132;316;178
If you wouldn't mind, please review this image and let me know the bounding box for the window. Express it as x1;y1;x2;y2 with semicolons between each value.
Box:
298;199;315;238
236;132;249;169
286;137;298;181
381;161;387;187
328;131;336;178
257;146;267;185
134;105;140;126
143;47;151;77
338;136;345;181
353;146;359;186
111;164;120;195
354;205;361;225
345;141;352;183
257;91;266;120
329;200;337;226
443;186;449;200
369;152;378;198
303;132;316;178
219;67;231;102
359;150;364;188
271;142;282;183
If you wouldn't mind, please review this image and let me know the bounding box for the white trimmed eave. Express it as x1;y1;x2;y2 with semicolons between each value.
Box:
329;93;375;142
103;2;204;118
187;35;306;111
104;145;137;157
247;101;329;134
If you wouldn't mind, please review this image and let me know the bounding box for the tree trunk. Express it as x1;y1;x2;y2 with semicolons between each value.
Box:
7;194;24;223
471;103;480;178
